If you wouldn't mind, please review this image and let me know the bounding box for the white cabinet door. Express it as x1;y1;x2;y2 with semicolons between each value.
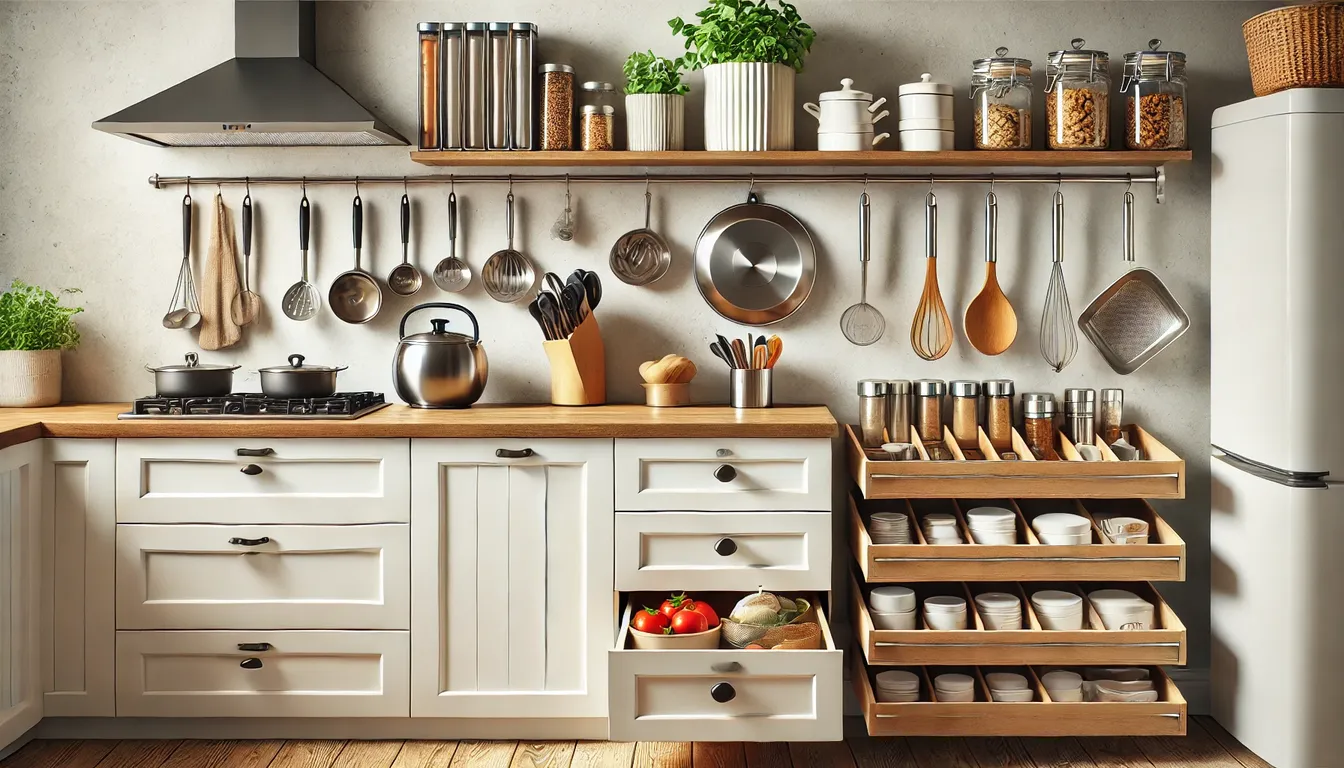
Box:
411;439;613;719
0;442;43;749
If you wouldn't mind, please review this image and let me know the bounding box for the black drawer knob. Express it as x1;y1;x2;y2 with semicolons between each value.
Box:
239;658;263;670
713;464;737;483
496;448;534;459
237;643;272;652
228;537;270;547
240;464;264;476
714;538;738;556
710;682;736;703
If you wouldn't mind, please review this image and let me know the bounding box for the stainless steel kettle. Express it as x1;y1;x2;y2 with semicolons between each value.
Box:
393;303;488;408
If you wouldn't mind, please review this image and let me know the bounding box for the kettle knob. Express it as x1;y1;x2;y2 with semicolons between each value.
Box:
430;318;450;334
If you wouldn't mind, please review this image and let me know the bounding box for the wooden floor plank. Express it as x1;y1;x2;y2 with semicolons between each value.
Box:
332;741;404;768
788;742;858;768
743;743;792;768
3;740;118;768
1192;718;1272;768
1136;725;1245;768
632;742;691;768
268;741;346;768
93;741;182;768
510;742;576;768
450;742;518;768
692;743;746;768
160;742;236;768
962;737;1038;768
846;737;916;767
905;738;980;768
1078;738;1156;768
571;742;634;768
391;742;458;768
1019;738;1094;768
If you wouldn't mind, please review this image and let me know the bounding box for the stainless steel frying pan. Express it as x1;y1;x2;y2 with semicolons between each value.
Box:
694;191;816;326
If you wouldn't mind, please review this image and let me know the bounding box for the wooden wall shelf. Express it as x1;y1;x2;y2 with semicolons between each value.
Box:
409;149;1192;169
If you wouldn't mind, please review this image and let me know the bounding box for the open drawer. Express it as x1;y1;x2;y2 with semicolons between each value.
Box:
609;593;842;742
851;573;1186;666
850;495;1186;582
846;424;1185;500
852;653;1186;736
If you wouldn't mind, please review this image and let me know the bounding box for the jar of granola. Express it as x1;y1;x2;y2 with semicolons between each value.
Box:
1046;38;1110;149
971;48;1033;150
1122;40;1188;150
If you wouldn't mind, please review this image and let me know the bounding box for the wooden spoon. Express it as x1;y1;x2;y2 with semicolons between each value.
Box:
964;189;1018;355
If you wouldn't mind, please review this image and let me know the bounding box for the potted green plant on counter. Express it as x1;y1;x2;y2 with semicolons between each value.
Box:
623;50;689;151
670;0;815;151
0;280;82;407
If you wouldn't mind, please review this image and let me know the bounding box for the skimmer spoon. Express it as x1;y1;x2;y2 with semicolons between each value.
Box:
282;190;319;321
432;190;471;292
840;190;885;345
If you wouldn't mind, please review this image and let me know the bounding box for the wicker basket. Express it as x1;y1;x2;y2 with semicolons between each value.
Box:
1244;2;1344;96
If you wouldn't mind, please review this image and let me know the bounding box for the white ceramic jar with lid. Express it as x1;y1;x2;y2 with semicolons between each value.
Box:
804;78;889;132
899;73;954;119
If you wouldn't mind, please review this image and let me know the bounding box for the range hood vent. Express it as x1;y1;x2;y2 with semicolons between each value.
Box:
92;0;407;147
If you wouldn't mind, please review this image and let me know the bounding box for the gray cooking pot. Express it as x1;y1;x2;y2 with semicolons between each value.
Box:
393;302;488;408
147;353;239;397
258;354;347;399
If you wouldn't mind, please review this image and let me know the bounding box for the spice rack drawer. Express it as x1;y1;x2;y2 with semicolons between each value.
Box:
850;496;1185;583
615;438;831;512
846;424;1185;500
850;573;1186;667
852;653;1186;737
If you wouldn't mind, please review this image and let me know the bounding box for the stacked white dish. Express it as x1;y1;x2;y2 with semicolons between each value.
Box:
1031;589;1085;630
985;672;1034;702
1100;515;1150;544
803;78;890;151
1031;512;1093;545
869;585;917;630
922;512;965;544
1041;669;1084;702
897;73;954;151
874;669;922;702
923;594;968;630
965;506;1017;544
933;672;976;702
1087;588;1156;630
869;510;912;544
974;591;1023;630
1082;668;1157;702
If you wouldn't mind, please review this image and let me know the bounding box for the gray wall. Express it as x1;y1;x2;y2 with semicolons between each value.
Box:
0;0;1276;707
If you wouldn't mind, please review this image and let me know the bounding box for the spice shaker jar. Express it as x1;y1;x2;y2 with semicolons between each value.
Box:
1099;388;1124;444
887;380;912;444
538;63;575;150
1023;395;1058;460
859;380;892;448
1046;38;1110;149
971;48;1033;150
1122;40;1187;150
1064;388;1096;445
417;23;442;150
914;379;946;444
983;379;1015;453
950;381;981;449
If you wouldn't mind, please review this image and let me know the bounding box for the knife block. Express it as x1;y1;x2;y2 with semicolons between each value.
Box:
543;313;606;405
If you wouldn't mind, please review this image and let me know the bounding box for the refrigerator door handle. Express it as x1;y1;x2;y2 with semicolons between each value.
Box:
1212;445;1331;489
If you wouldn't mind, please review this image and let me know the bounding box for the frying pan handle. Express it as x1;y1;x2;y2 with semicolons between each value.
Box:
398;302;480;344
448;191;457;241
353;195;363;250
241;195;252;258
984;190;998;264
858;192;871;264
924;191;938;260
299;195;310;252
182;194;192;259
1122;189;1135;263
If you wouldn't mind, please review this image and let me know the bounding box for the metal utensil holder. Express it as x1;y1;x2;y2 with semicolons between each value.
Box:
730;369;773;409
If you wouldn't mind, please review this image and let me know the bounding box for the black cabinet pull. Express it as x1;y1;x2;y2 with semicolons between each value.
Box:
240;464;264;476
713;464;737;483
495;448;534;459
714;538;738;557
710;682;736;703
228;537;270;547
239;658;264;670
710;661;742;674
236;448;275;457
237;643;272;652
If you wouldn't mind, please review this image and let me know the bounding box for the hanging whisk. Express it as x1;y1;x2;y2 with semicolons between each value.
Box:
911;186;953;360
1039;184;1078;372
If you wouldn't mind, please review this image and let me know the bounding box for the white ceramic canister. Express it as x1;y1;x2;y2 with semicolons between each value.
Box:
898;73;955;120
804;78;890;132
703;62;795;151
900;130;955;151
818;131;890;151
625;93;685;151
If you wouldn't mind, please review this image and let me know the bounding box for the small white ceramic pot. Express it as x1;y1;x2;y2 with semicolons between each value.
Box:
804;77;889;131
703;62;795;151
899;130;955;151
818;131;890;151
625;93;685;151
0;349;61;407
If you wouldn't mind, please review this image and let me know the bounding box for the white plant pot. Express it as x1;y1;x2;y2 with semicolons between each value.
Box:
703;62;795;151
625;93;686;151
0;349;62;407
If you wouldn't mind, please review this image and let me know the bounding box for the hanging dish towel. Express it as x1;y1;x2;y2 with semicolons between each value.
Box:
198;193;243;350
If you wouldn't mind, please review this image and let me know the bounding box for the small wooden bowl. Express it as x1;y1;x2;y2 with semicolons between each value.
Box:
630;624;721;650
644;382;691;408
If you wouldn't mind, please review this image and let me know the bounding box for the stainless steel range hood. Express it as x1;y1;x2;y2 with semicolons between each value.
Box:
92;0;407;147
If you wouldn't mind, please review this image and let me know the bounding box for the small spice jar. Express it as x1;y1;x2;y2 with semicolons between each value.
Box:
1099;388;1124;444
971;47;1033;150
858;379;891;448
887;380;912;444
950;380;981;449
1023;395;1058;460
581;105;615;150
538;63;575;150
1122;40;1188;150
1046;38;1110;149
1064;388;1096;446
914;379;946;445
983;379;1015;453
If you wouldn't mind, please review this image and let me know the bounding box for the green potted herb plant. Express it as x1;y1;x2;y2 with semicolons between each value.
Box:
0;280;82;407
670;0;815;150
623;51;689;151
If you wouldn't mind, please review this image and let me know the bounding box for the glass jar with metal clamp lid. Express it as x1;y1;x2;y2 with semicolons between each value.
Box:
971;47;1033;150
1046;37;1110;149
1122;39;1188;150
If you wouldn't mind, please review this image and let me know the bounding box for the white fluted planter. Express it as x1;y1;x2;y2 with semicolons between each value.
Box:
703;62;795;151
625;94;686;151
0;349;61;407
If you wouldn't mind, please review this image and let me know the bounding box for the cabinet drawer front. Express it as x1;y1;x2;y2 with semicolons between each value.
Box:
615;439;831;511
116;438;409;524
116;630;408;718
615;511;831;592
116;524;409;630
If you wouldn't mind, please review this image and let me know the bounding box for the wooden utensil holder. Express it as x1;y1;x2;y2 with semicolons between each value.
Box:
543;313;606;405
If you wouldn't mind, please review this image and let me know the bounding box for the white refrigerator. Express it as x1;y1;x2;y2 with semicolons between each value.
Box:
1210;89;1344;768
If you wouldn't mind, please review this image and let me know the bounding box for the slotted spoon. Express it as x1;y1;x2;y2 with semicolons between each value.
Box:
1040;187;1078;372
282;192;320;321
432;190;471;292
910;190;953;360
840;190;885;345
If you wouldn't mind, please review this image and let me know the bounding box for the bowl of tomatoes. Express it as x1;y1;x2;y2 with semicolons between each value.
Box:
629;593;722;650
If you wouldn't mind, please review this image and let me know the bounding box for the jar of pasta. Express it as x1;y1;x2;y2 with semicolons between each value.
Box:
1046;38;1110;149
1122;40;1187;150
971;48;1033;150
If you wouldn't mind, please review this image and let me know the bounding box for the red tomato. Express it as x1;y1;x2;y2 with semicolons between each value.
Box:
658;593;694;619
670;608;709;635
631;608;670;634
689;601;720;628
744;643;765;649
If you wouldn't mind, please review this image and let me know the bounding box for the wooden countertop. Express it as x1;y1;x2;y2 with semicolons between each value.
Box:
0;403;838;448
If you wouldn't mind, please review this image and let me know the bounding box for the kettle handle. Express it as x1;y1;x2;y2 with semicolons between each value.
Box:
399;302;480;343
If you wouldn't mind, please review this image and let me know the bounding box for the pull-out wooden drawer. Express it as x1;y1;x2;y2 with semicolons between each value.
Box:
116;630;409;718
116;438;409;524
615;511;830;592
608;594;842;742
615;439;831;512
116;524;409;630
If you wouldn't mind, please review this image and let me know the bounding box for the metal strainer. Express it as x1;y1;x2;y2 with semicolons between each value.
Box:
840;189;885;345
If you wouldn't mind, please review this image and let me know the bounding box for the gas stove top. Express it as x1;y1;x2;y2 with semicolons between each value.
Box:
118;392;389;420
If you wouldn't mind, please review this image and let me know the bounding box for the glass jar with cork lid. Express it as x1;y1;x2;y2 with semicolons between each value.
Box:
971;47;1033;150
1046;38;1110;149
1122;40;1188;150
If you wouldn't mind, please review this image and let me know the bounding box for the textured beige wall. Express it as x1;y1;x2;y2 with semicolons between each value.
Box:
0;0;1276;702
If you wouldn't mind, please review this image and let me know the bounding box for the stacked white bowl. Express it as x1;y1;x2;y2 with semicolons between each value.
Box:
1081;667;1158;702
874;669;922;702
985;672;1034;702
1088;588;1156;630
869;585;917;630
974;592;1023;630
1030;589;1085;630
806;78;891;151
1031;512;1093;545
933;673;977;702
1100;515;1150;544
923;595;968;630
869;511;912;544
922;512;965;544
1041;669;1084;702
965;506;1017;545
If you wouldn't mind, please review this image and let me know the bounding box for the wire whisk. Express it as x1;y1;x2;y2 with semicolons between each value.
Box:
911;188;953;361
1040;186;1078;372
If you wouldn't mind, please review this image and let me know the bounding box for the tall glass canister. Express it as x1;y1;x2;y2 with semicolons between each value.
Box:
417;23;441;150
1122;40;1188;150
1046;38;1110;149
463;23;488;149
971;48;1033;150
441;23;464;149
538;64;575;150
509;23;537;150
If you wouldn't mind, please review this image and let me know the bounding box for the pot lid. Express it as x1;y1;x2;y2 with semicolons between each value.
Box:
819;78;874;102
148;352;239;372
403;318;477;345
258;353;345;373
898;73;953;96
